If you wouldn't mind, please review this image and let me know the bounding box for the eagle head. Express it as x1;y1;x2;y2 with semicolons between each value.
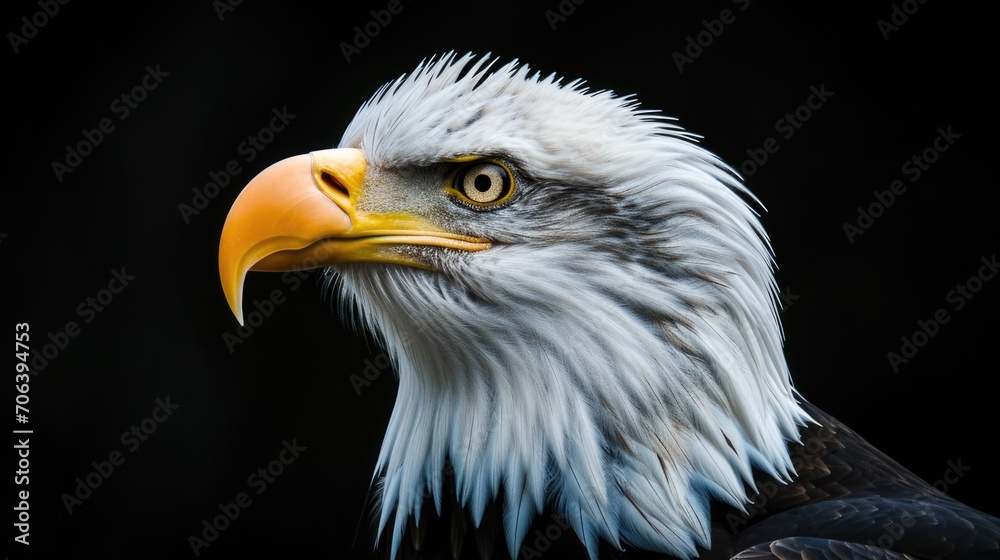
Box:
219;53;812;559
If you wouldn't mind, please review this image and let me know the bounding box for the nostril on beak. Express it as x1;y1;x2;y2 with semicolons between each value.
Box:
320;169;351;200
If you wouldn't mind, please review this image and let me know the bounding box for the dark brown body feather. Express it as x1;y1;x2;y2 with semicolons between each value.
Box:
368;401;1000;560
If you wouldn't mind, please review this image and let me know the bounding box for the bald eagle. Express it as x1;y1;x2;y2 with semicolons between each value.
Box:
218;53;999;559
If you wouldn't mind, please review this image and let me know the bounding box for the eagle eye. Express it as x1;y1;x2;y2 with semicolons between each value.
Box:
452;161;513;206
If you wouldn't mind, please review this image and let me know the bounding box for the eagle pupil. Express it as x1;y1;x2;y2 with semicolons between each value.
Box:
474;174;492;192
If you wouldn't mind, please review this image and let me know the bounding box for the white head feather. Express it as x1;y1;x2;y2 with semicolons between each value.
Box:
326;53;812;559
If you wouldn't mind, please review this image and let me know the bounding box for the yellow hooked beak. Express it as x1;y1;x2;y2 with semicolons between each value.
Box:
219;148;491;325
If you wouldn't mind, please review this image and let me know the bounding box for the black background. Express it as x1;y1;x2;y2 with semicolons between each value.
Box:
5;1;998;558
